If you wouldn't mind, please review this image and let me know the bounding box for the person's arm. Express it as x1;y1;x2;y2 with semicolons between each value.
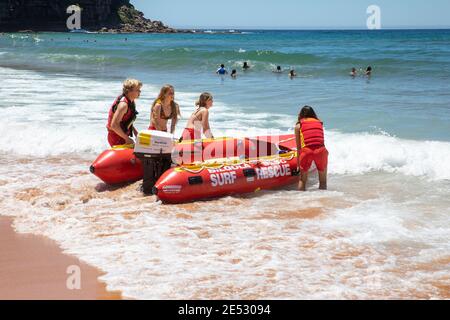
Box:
170;104;181;135
202;109;214;139
152;103;166;131
295;123;302;170
111;102;134;144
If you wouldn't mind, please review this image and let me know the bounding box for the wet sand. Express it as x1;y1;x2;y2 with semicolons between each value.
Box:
0;155;449;299
0;217;122;300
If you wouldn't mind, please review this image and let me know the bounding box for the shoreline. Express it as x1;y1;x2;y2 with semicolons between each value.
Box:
0;30;449;299
0;216;122;300
0;29;243;34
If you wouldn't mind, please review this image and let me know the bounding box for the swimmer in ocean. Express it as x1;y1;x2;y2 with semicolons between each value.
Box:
289;69;297;78
216;64;228;75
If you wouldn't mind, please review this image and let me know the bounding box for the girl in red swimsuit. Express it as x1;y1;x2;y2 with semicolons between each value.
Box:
180;92;215;141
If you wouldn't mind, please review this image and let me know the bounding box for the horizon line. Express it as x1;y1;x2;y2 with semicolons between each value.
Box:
174;26;450;31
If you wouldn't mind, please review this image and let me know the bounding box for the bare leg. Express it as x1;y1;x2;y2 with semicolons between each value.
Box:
318;169;327;190
298;172;308;191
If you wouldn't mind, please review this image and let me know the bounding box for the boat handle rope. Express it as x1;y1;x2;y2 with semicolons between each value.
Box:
178;152;296;174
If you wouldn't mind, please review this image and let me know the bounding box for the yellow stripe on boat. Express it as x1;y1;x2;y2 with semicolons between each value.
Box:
175;151;297;173
177;137;233;145
111;144;135;150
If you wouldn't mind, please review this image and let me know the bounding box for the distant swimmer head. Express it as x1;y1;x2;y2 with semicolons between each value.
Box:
196;92;214;109
123;78;143;100
277;66;282;71
289;69;297;77
243;61;250;69
298;105;319;122
221;64;225;68
231;69;237;77
366;66;372;72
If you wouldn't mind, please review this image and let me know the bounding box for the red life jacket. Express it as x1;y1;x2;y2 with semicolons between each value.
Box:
300;118;325;149
107;95;138;137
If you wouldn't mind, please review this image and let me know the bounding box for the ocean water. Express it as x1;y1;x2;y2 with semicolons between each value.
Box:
0;30;449;299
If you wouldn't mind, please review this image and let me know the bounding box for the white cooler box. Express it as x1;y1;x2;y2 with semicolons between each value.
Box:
135;130;175;155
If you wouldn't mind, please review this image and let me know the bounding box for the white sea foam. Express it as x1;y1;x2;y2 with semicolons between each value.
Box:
1;161;448;299
1;33;449;301
0;66;448;299
1;66;450;183
327;131;450;181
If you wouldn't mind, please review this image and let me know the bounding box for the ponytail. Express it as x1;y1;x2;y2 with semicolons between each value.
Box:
196;92;213;108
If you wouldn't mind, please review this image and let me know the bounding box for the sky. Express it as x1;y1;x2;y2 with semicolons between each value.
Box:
131;0;450;29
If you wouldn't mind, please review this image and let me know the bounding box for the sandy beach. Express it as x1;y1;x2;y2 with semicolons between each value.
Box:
0;216;122;300
1;28;450;299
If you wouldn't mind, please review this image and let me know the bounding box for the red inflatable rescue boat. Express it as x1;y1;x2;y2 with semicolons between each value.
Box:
90;145;143;185
90;134;298;187
154;151;299;204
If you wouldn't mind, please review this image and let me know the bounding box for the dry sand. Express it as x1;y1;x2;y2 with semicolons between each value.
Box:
0;217;122;300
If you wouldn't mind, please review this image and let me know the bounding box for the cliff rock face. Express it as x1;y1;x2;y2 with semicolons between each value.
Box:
0;0;176;32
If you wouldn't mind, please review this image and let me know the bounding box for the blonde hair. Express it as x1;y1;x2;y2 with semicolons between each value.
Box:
196;92;213;108
122;79;142;95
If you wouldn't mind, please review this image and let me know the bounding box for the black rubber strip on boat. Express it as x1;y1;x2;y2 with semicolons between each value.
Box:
188;176;204;185
243;168;257;177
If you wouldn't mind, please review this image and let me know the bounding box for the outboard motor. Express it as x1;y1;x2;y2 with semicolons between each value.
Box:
134;130;175;195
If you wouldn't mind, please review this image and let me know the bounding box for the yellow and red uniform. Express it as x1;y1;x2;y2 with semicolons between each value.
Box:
299;118;328;172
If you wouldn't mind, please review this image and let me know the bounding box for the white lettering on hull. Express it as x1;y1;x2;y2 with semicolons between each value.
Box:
256;164;291;180
211;171;238;187
207;164;251;174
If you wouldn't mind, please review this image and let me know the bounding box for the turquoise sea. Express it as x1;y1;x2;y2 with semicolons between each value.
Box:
0;30;449;299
